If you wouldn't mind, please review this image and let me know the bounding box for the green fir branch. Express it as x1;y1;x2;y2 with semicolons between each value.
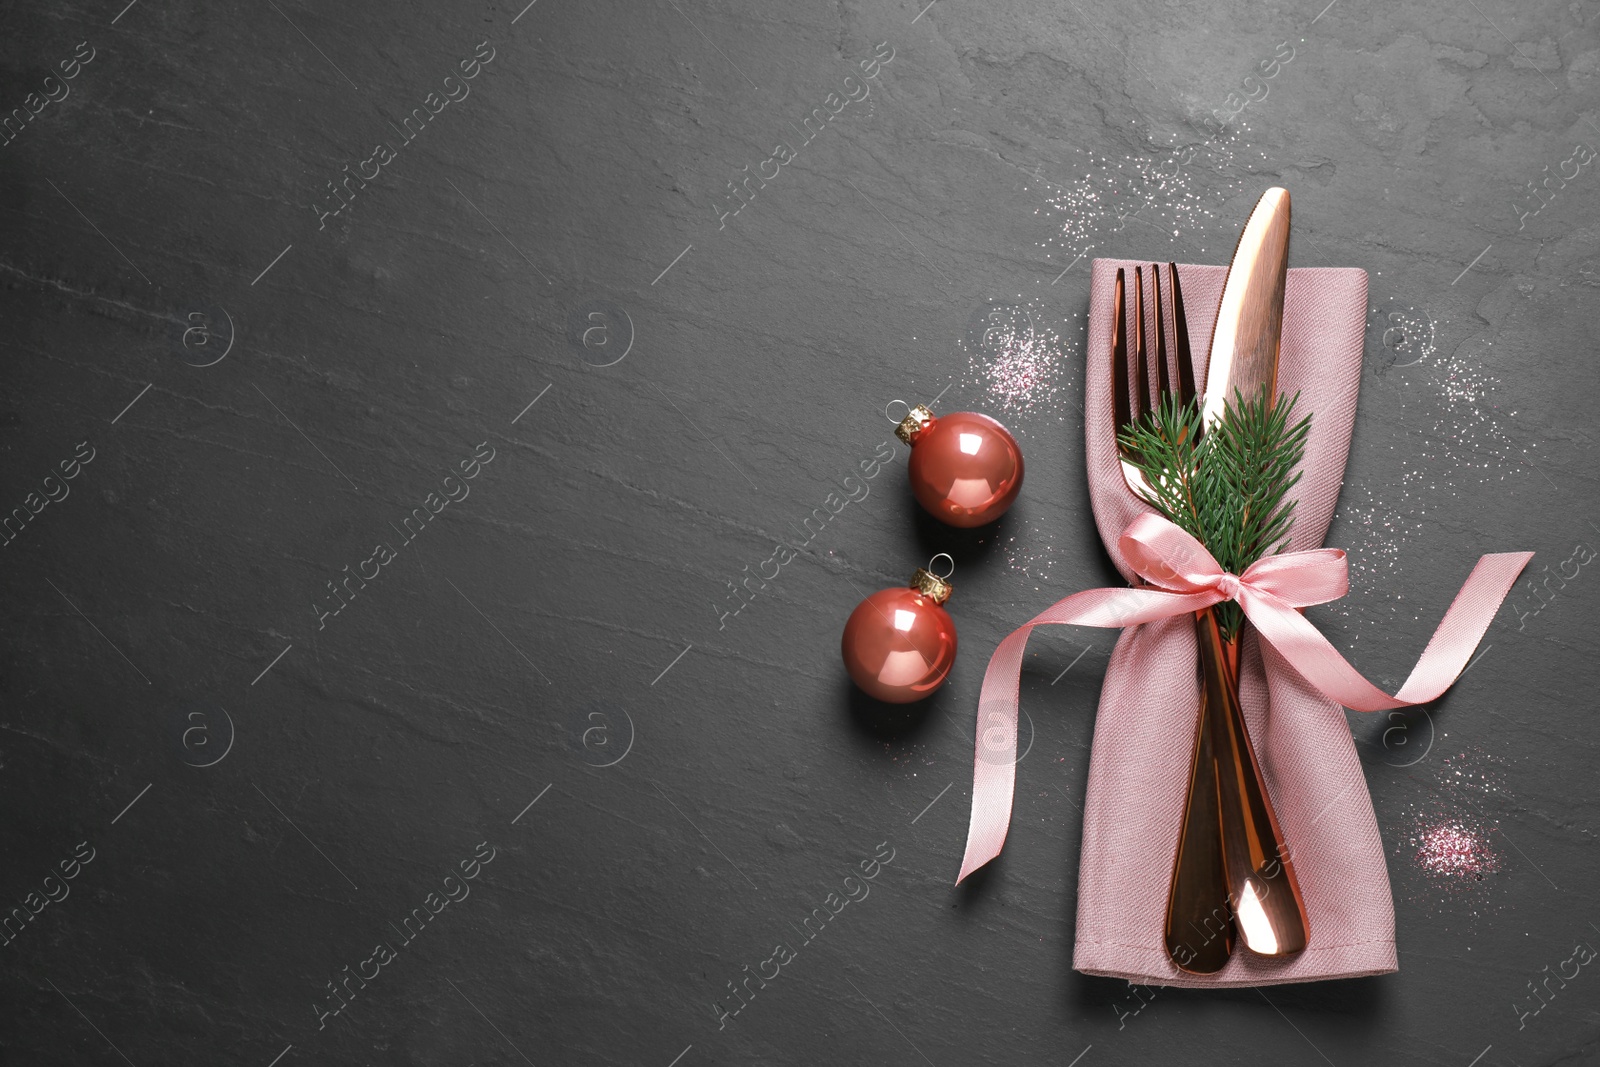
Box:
1117;388;1311;640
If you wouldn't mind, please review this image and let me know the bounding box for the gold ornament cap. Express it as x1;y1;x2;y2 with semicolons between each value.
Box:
910;553;955;604
895;404;936;445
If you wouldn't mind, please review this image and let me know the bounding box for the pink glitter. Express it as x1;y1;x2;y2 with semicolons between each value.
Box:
1413;821;1500;880
963;303;1066;416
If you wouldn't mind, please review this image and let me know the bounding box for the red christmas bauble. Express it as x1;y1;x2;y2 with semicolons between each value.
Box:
898;406;1023;527
841;566;957;703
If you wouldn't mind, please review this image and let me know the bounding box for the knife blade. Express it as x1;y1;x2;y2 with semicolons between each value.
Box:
1202;186;1291;426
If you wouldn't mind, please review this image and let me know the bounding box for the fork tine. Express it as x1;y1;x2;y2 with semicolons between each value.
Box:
1153;263;1171;403
1112;268;1130;431
1169;262;1197;411
1132;266;1148;423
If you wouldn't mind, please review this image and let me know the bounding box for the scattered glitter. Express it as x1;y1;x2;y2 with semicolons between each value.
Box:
1331;483;1422;627
1329;308;1520;630
1420;335;1518;476
1413;821;1501;880
1391;747;1513;919
1005;520;1059;583
1034;126;1256;268
1438;749;1508;799
1372;305;1437;372
961;299;1069;416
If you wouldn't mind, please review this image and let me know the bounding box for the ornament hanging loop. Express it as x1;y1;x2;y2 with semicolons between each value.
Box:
926;553;956;580
884;399;912;425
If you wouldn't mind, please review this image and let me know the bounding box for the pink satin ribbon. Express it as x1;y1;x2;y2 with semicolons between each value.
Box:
957;512;1531;883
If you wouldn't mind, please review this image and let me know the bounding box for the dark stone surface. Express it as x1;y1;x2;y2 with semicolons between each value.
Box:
1;0;1597;1064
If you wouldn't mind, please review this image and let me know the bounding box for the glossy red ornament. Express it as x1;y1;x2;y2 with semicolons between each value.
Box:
896;404;1024;527
841;561;957;704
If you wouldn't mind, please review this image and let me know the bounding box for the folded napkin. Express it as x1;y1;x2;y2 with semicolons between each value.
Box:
1072;258;1396;986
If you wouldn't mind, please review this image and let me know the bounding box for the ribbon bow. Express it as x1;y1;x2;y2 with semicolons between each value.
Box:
957;512;1531;883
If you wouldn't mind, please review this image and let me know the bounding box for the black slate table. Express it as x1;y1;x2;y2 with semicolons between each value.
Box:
2;1;1597;1064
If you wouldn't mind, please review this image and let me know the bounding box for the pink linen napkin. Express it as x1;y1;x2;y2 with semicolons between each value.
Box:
1071;258;1396;986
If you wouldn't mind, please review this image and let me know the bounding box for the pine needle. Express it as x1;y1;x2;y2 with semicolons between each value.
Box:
1117;388;1311;639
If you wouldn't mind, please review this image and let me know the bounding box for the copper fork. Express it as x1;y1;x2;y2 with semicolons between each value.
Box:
1112;264;1309;973
1112;265;1234;974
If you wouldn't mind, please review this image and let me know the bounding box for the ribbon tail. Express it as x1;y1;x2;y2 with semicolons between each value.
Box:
955;585;1220;884
956;625;1033;883
1241;551;1534;711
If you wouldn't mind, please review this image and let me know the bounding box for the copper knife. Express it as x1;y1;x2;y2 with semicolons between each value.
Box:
1199;186;1308;957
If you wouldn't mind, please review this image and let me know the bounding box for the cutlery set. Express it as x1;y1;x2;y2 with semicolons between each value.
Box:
1109;188;1310;972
